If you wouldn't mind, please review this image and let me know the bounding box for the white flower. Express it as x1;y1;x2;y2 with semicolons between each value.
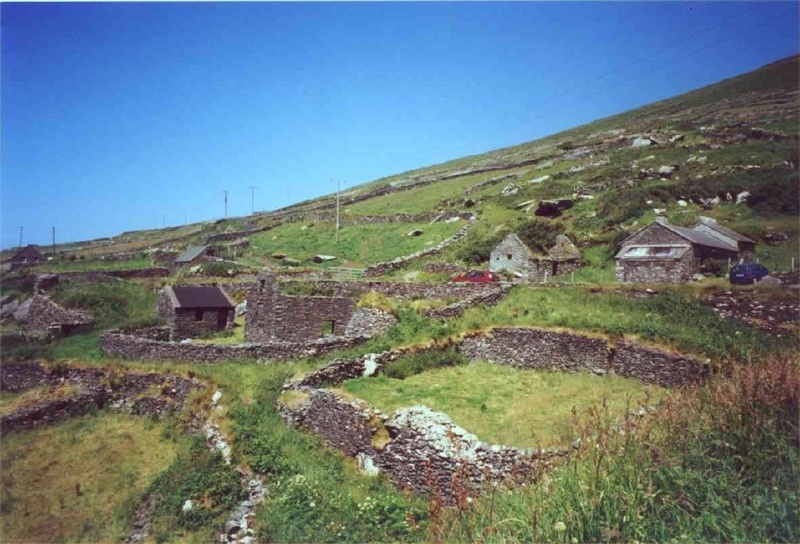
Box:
554;521;567;532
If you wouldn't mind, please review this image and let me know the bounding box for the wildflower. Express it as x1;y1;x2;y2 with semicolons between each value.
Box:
554;521;567;532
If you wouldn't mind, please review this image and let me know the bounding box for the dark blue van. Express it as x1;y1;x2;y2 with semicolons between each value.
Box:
729;263;770;284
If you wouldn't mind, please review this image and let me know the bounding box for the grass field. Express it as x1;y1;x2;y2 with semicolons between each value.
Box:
247;219;463;267
342;361;665;448
0;413;187;543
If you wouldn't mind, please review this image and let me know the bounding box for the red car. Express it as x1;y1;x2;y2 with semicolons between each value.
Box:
452;270;500;283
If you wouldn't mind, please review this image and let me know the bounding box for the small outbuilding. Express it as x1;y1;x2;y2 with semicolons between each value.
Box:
157;285;236;341
174;245;213;269
615;216;754;283
490;233;582;281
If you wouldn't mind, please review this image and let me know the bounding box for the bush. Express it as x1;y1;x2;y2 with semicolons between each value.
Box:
148;438;246;538
747;175;800;215
383;348;466;380
455;229;506;265
516;218;565;253
596;187;648;226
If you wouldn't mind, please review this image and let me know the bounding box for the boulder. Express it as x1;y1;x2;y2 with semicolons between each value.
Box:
500;183;521;197
677;200;688;207
736;191;750;205
556;199;574;210
0;299;20;320
534;201;562;218
756;275;782;287
657;165;678;178
514;199;535;210
12;298;33;323
311;254;338;262
405;230;423;238
632;136;656;147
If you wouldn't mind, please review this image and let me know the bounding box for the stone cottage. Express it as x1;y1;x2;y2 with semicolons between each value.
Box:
4;244;43;270
490;233;582;281
245;269;356;343
157;285;236;341
615;216;753;283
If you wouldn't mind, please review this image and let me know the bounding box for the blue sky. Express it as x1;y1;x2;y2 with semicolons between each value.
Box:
2;2;798;249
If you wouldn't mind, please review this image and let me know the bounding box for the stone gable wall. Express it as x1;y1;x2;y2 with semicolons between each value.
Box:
23;295;94;335
245;272;356;343
621;223;688;248
616;250;695;283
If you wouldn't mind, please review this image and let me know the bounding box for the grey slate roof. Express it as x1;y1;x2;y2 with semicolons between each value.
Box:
175;245;208;264
169;286;235;309
664;223;737;251
695;222;755;243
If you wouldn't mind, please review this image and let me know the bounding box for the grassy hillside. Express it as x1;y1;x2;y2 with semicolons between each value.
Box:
5;55;795;275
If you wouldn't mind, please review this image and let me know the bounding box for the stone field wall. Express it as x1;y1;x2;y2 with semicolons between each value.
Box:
279;326;709;500
100;330;363;364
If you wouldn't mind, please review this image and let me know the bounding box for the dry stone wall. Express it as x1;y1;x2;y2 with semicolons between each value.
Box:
279;387;567;501
457;327;708;387
0;361;204;436
21;295;94;335
364;221;474;277
278;326;709;500
100;330;363;364
282;278;501;301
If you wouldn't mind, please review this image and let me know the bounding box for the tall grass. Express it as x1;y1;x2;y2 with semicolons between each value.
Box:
428;356;799;542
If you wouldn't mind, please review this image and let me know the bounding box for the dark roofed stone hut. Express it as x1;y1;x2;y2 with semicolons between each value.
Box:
157;285;235;341
5;245;44;269
615;216;753;283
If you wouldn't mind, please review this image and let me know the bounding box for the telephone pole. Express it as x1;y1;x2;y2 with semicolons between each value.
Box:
223;190;228;219
334;180;341;243
18;226;23;248
52;226;56;254
248;186;258;215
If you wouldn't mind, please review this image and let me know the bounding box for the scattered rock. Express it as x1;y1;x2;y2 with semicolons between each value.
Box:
668;134;685;143
311;254;337;263
677;200;688;207
463;198;476;208
632;136;656;147
736;191;750;205
764;232;789;245
515;199;535;210
271;253;286;260
529;175;550;184
657;165;679;178
235;301;247;317
691;273;706;282
212;391;223;406
182;500;194;513
405;230;423;238
500;184;521;197
756;275;782;287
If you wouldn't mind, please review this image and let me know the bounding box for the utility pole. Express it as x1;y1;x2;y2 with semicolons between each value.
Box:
248;186;258;215
335;180;343;243
223;190;228;219
18;226;23;248
52;226;56;254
